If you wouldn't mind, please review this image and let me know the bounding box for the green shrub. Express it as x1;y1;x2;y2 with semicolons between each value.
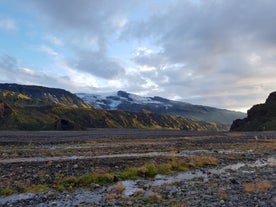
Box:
62;176;79;188
157;163;173;174
79;174;94;185
95;173;114;184
55;184;65;192
0;188;17;196
115;168;139;180
144;164;158;177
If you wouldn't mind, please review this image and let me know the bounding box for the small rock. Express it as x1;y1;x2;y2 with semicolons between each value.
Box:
90;183;101;189
143;190;161;201
51;202;57;206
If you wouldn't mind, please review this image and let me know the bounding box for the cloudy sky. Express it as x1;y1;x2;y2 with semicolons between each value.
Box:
0;0;275;112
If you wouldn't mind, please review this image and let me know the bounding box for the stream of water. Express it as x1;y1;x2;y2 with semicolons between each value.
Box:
0;149;254;163
0;155;274;205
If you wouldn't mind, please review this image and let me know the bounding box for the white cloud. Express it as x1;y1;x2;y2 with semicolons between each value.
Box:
39;45;59;56
1;0;276;111
21;67;35;75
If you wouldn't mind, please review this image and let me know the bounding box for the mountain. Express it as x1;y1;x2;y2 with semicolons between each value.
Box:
230;91;276;131
76;91;245;126
0;83;226;131
0;83;90;108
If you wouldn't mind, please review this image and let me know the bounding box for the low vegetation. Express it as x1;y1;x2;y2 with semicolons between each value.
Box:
243;180;273;193
0;155;218;196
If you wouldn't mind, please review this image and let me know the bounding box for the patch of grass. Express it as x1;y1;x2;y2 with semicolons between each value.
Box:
170;159;189;172
63;173;114;189
61;176;79;189
243;180;273;193
188;156;218;167
25;184;49;193
79;174;94;186
157;163;173;174
55;184;65;192
0;188;17;196
95;173;114;184
144;164;158;177
115;167;139;180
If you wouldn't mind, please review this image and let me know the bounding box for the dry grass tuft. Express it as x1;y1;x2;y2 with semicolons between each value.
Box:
103;193;121;201
243;180;273;193
112;184;125;193
188;156;218;167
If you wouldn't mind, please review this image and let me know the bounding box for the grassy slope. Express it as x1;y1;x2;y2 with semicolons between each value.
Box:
0;89;227;131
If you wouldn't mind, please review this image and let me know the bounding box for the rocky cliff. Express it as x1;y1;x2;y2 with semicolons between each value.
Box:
230;91;276;131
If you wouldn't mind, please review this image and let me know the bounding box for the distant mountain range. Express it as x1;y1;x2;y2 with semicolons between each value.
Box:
231;91;276;131
0;83;227;131
76;91;245;126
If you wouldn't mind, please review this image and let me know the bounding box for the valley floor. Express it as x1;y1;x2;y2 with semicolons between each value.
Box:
0;130;275;206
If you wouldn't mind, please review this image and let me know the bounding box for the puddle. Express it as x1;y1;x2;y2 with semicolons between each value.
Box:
121;156;276;196
0;149;253;164
153;170;207;185
0;152;178;163
120;170;207;196
210;156;276;174
1;156;275;205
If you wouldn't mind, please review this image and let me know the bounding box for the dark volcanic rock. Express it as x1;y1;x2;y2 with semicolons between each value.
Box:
54;119;78;130
231;91;276;131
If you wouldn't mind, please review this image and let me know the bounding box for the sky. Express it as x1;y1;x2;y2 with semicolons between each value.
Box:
0;0;275;112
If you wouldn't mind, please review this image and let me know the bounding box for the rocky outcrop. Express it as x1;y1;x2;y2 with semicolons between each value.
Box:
230;92;276;131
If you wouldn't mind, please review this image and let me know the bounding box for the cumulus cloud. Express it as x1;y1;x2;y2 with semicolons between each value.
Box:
121;0;276;110
0;54;90;92
27;0;133;49
26;0;132;80
1;0;276;111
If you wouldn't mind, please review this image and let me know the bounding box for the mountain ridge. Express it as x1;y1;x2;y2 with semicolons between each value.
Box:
76;91;245;126
0;83;90;108
0;83;226;131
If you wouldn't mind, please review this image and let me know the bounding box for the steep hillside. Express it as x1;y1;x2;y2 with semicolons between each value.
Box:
230;91;276;131
77;91;245;126
0;83;90;108
0;84;227;131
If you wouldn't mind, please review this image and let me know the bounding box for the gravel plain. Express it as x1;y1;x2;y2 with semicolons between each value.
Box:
0;130;275;206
